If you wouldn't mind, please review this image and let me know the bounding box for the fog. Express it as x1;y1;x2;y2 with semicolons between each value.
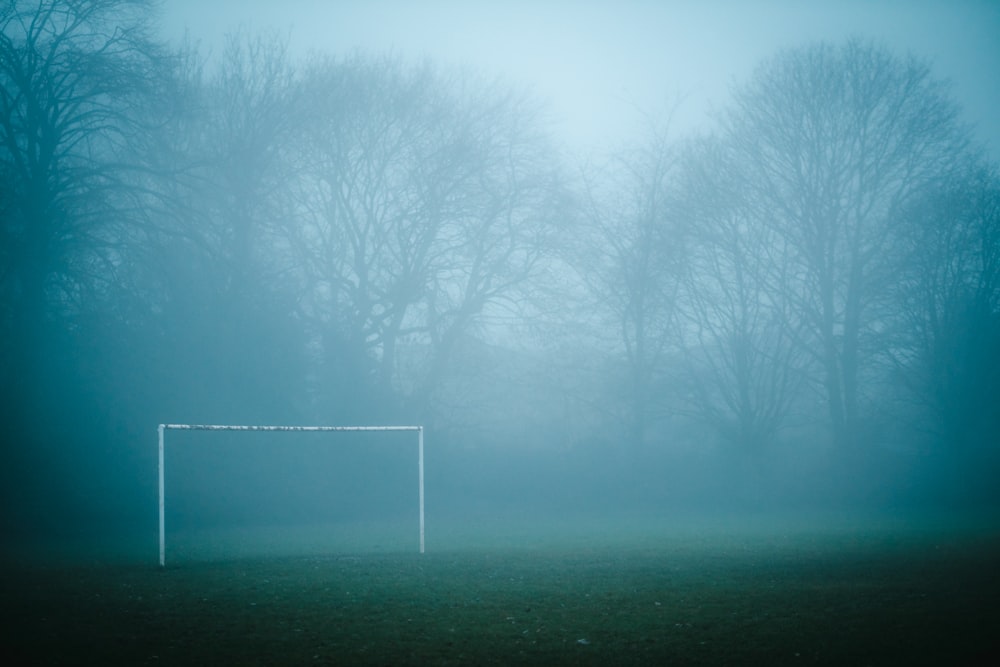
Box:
163;0;1000;155
1;0;999;559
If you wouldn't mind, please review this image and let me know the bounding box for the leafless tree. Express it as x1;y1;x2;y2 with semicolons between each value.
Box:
0;0;168;387
288;56;563;419
574;125;684;446
889;160;1000;453
675;136;810;454
110;30;311;423
719;39;969;452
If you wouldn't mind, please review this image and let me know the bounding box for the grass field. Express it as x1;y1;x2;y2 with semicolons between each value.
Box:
2;512;998;665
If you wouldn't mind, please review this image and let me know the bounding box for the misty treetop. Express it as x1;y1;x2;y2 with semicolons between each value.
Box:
687;39;976;456
1;0;997;529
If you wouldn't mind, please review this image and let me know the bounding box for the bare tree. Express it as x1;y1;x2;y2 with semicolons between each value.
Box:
289;56;563;420
574;125;684;446
201;32;302;286
720;39;969;452
416;81;566;411
97;29;312;424
287;56;438;414
889;161;1000;453
676;137;809;455
163;31;307;421
0;0;167;392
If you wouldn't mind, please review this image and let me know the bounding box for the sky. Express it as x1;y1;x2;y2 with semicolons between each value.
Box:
161;1;1000;156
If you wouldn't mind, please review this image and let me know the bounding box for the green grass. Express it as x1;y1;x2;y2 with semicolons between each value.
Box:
2;513;998;665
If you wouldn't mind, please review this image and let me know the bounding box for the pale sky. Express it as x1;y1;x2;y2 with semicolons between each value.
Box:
161;0;1000;156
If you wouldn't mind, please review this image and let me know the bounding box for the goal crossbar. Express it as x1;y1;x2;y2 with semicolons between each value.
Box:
157;424;425;566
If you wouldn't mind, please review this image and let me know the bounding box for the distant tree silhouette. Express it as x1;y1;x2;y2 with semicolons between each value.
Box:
0;0;171;530
142;31;309;424
890;162;1000;456
675;136;809;456
0;0;166;398
287;56;564;422
574;126;684;448
718;39;969;453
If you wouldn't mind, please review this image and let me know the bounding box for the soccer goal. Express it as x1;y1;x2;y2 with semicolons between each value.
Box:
157;424;424;566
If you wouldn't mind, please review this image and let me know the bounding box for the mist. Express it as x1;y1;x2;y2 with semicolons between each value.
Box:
1;0;998;546
4;2;1000;663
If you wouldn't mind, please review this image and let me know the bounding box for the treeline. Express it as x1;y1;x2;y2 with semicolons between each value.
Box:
1;1;997;526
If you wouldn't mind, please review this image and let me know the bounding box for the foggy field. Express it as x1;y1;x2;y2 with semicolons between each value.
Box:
3;3;1000;665
3;513;998;666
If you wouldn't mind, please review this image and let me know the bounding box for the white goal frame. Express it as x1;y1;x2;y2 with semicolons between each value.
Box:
157;423;424;566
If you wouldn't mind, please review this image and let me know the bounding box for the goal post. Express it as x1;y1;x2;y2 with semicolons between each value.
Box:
157;424;425;566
